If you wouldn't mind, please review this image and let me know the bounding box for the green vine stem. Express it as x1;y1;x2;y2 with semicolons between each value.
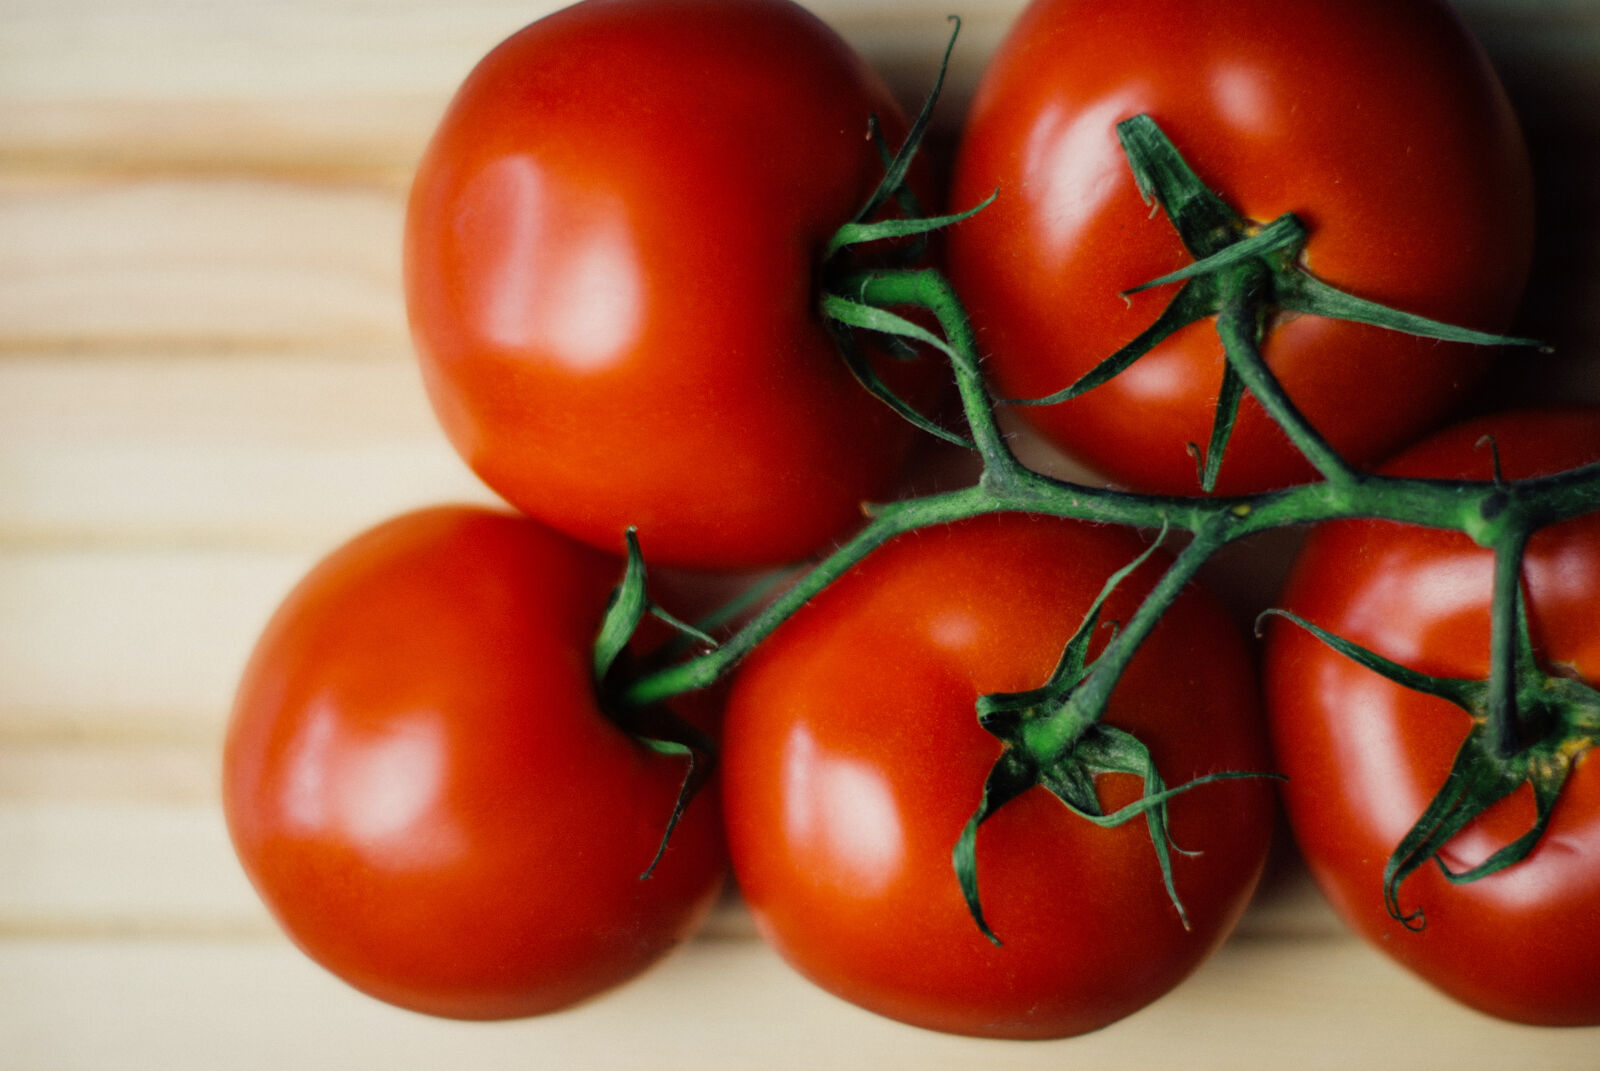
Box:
622;263;1600;713
606;103;1600;931
1488;523;1534;760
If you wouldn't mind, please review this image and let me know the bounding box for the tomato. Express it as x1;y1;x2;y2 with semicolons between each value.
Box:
1264;408;1600;1025
947;0;1534;495
721;513;1275;1038
223;506;725;1020
404;0;938;570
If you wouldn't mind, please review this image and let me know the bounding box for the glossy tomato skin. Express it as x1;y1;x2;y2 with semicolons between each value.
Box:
948;0;1534;495
722;514;1275;1038
405;0;937;570
223;506;725;1020
1265;409;1600;1025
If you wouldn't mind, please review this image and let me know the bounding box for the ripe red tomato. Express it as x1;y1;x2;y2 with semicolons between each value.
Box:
721;514;1275;1038
405;0;938;570
223;506;725;1020
1264;408;1600;1025
947;0;1534;495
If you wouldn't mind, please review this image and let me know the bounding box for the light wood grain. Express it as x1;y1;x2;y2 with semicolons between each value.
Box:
4;0;1600;1066
0;353;493;545
0;178;407;350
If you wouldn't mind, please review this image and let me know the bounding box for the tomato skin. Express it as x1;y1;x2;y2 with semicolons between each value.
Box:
948;0;1534;495
404;0;936;570
223;506;725;1020
1264;409;1600;1025
722;514;1275;1038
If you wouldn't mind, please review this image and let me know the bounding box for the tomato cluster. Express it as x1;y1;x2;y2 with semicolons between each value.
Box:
223;0;1599;1041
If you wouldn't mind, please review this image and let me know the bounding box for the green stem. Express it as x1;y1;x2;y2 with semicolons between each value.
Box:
1030;526;1227;763
621;277;1600;713
1487;524;1532;759
1215;276;1359;485
836;268;1023;481
621;485;1003;707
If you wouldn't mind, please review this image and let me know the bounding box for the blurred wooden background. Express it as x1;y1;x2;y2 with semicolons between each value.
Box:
2;1;1598;1067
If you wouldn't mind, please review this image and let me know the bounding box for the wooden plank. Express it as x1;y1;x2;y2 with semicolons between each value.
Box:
3;1;1594;176
2;927;1595;1071
1;744;1595;1065
0;0;1026;173
0;177;407;350
0;741;753;939
0;353;494;544
0;2;1593;174
0;547;314;735
0;739;1328;940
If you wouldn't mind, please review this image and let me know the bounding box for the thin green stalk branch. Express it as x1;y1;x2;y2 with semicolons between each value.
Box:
621;256;1600;721
620;484;1004;707
1215;281;1358;486
1030;525;1228;764
835;268;1025;480
1487;523;1533;760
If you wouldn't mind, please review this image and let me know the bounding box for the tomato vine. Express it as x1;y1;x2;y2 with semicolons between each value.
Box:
606;25;1600;939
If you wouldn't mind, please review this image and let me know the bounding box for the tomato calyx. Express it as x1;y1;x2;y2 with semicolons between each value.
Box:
817;15;995;452
954;530;1278;945
1264;599;1600;931
1010;114;1540;493
593;528;720;879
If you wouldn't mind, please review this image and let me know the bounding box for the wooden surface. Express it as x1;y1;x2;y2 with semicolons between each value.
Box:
4;1;1599;1067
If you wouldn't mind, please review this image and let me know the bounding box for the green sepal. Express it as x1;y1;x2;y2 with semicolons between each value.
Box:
823;292;965;368
1022;113;1543;490
951;750;1037;945
975;525;1166;723
826;317;975;449
594;529;718;684
592;528;720;880
1275;271;1542;349
956;527;1282;942
846;15;960;229
1260;606;1600;928
1116;114;1247;258
1195;352;1247;492
1257;609;1486;708
1066;725;1197;929
654;568;795;664
626;709;718;881
825;191;997;261
952;718;1279;943
593;527;651;683
1123;212;1308;295
866;114;928;242
1006;280;1218;406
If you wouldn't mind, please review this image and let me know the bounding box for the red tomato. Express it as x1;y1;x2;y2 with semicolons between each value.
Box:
721;514;1275;1038
1264;408;1600;1025
223;506;725;1020
948;0;1534;495
404;0;938;570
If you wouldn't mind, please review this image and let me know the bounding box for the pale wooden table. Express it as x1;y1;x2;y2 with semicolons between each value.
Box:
3;2;1598;1068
